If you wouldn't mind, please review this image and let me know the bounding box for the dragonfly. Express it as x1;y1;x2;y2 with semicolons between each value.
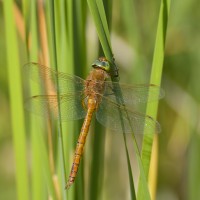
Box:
24;57;164;189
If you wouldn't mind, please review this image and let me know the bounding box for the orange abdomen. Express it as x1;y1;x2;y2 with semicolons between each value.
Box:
66;99;96;189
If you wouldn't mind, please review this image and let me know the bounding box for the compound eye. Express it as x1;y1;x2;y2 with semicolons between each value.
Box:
99;61;110;71
92;58;110;72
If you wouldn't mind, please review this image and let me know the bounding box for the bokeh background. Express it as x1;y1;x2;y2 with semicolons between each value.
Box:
0;0;200;200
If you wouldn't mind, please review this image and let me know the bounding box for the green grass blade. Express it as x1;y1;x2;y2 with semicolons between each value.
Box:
87;0;113;63
48;1;67;198
22;0;30;46
89;124;105;200
72;2;87;199
122;134;136;200
132;136;151;200
58;3;74;199
37;125;57;200
65;0;76;198
137;0;171;199
188;134;200;200
88;1;112;199
96;0;111;47
31;119;45;200
27;1;45;200
63;0;76;198
3;0;30;199
87;1;137;198
73;1;87;77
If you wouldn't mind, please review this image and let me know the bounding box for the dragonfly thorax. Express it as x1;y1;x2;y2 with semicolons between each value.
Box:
84;67;109;108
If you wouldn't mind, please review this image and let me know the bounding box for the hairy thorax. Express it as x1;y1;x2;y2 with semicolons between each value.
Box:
84;68;109;107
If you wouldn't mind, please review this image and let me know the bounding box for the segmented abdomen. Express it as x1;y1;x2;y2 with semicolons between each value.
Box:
66;99;96;189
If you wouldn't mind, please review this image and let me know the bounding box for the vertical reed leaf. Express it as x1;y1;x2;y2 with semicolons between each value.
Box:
118;2;152;198
137;0;171;199
87;1;138;199
24;1;59;199
87;0;113;63
27;1;44;199
188;134;200;200
65;0;76;198
73;1;87;77
89;2;113;199
48;1;67;199
73;2;87;199
57;3;74;199
3;0;29;199
37;126;57;200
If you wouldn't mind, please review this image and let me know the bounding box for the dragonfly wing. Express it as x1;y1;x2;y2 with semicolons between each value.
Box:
25;92;87;121
103;81;164;106
96;96;161;134
24;62;85;94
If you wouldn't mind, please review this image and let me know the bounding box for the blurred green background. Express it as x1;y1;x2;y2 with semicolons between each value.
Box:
0;0;200;200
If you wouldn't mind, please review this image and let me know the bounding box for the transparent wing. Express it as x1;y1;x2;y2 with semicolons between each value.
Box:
25;93;87;121
96;96;161;134
24;62;85;94
103;82;164;106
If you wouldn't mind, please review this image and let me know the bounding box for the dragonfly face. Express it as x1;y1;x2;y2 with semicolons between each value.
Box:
92;57;110;72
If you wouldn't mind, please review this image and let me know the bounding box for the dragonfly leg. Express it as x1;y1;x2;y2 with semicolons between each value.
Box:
81;96;88;110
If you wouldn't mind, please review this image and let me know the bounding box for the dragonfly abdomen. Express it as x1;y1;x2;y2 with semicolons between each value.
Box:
66;99;96;189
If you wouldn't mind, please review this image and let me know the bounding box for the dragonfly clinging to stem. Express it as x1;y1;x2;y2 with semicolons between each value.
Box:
24;57;164;189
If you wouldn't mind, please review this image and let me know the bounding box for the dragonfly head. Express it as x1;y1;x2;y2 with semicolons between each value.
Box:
92;57;110;72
